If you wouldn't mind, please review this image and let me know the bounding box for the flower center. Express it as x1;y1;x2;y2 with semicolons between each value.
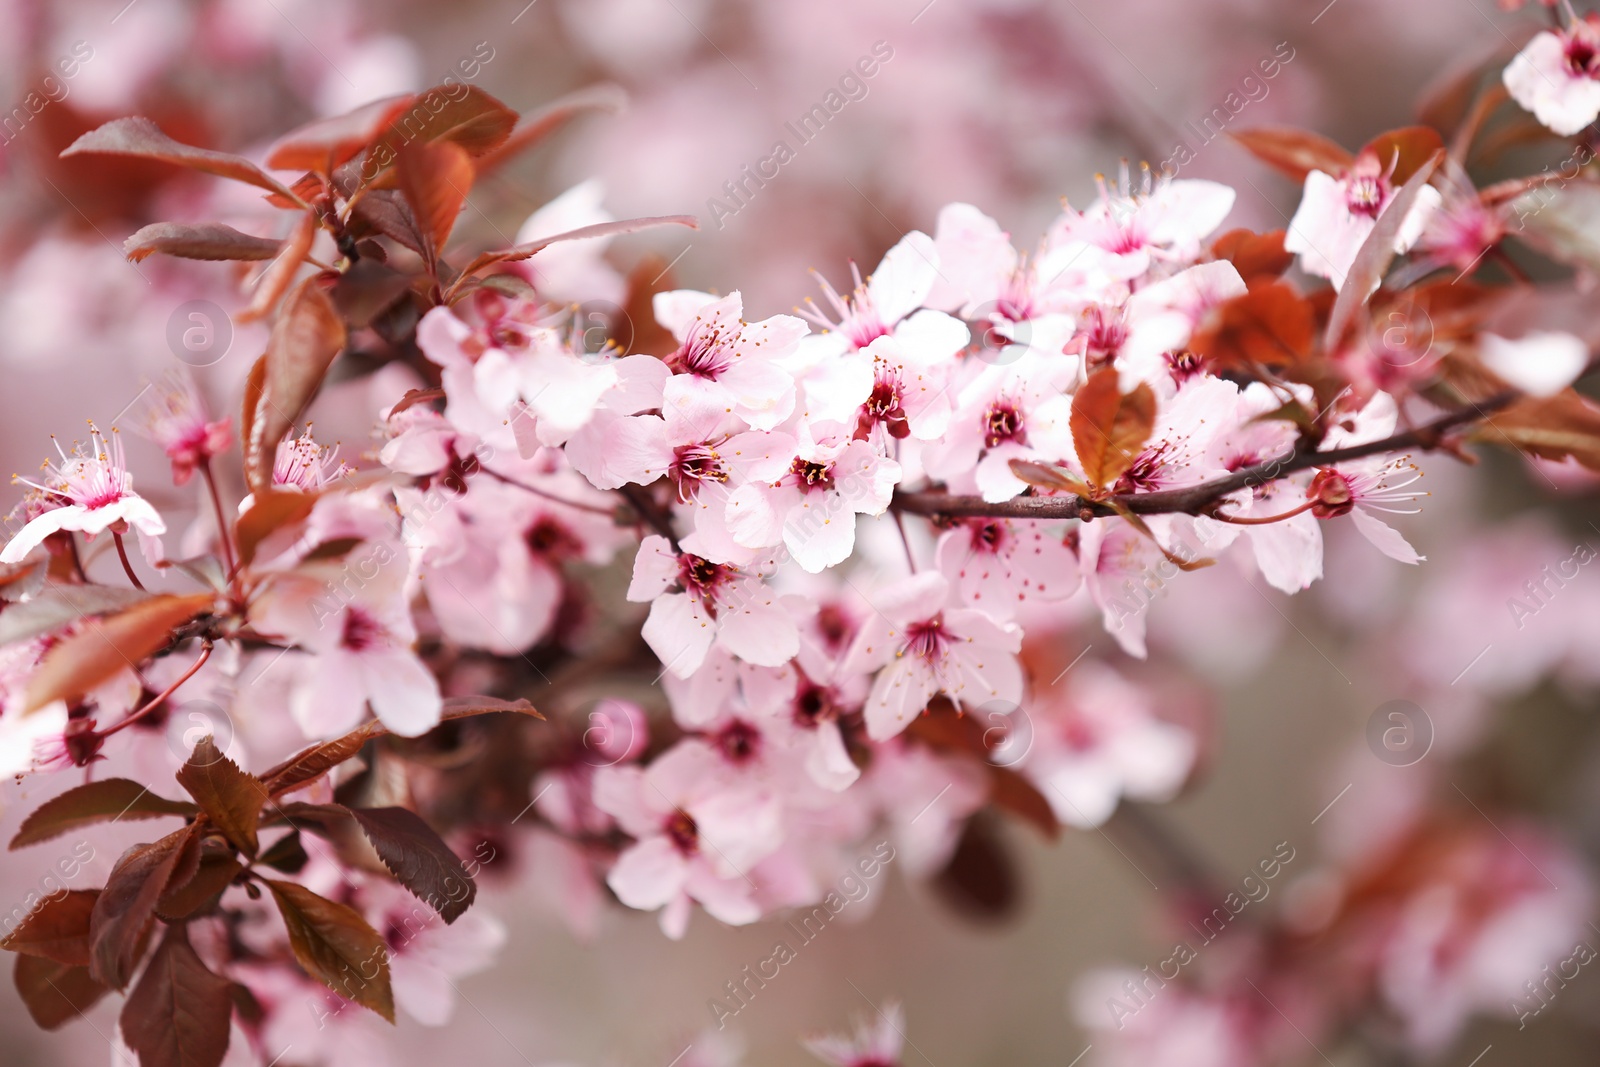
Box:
858;369;910;439
793;682;838;728
904;616;948;662
669;444;728;502
969;520;1007;554
341;608;385;652
665;322;734;379
791;457;835;492
526;516;582;560
1566;32;1599;77
665;810;699;855
678;554;729;603
713;719;762;764
1345;174;1387;219
983;401;1027;449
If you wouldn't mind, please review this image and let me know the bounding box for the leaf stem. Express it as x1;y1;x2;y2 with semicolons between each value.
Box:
113;532;147;591
100;640;213;738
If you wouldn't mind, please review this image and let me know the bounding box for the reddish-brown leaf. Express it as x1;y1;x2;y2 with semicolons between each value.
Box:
931;813;1019;923
265;879;394;1022
14;955;108;1030
1324;151;1444;352
124;222;282;264
1358;125;1447;186
247;276;347;489
121;923;234;1067
235;210;316;325
1;890;99;965
475;83;628;176
364;85;518;181
89;827;196;988
1481;389;1600;471
1210;228;1293;282
24;594;215;713
1006;459;1094;497
60;117;297;200
1230;126;1354;182
233;488;320;567
1070;369;1157;490
331;259;413;329
453;215;699;292
10;778;197;850
176;737;269;856
1191;280;1315;372
157;843;243;921
987;767;1060;840
350;807;477;923
265;95;416;173
394;140;474;262
0;584;152;646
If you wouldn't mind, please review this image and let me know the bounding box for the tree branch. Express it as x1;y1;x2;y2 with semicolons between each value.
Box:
893;393;1517;522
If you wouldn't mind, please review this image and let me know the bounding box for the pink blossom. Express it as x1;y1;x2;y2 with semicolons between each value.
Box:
653;288;807;431
594;738;782;938
803;1000;905;1067
1284;158;1441;291
1504;18;1600;135
1;425;166;564
841;571;1022;740
934;516;1080;613
128;371;233;486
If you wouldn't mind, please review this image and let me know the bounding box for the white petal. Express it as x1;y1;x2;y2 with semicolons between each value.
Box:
1350;506;1425;564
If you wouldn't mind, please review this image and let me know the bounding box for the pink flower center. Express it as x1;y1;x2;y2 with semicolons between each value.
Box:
791;457;835;492
713;719;762;764
793;681;839;728
341;608;385;652
678;554;730;603
983;401;1027;449
666;321;735;379
857;370;910;440
669;444;728;502
1566;31;1599;77
1345;174;1387;219
665;810;699;856
526;516;583;560
904;616;949;662
968;520;1008;555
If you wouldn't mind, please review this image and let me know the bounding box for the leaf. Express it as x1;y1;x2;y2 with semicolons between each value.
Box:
13;955;108;1030
1358;125;1446;186
0;584;152;646
1007;459;1094;498
394;140;474;264
234;210;316;325
1480;389;1600;471
365;85;518;179
266;95;416;172
11;779;197;850
930;813;1019;923
257;831;310;874
475;83;628;175
24;594;215;713
1210;228;1292;281
121;924;234;1067
2;890;99;964
233;488;320;567
176;737;269;856
1190;280;1315;372
261;697;541;797
350;807;476;923
60;117;297;200
1070;368;1157;490
248;276;347;490
89;827;196;988
125;222;282;263
265;879;394;1022
239;354;268;496
452;215;699;292
987;767;1059;840
331;259;413;329
1324;150;1444;353
1230;126;1354;183
157;844;243;921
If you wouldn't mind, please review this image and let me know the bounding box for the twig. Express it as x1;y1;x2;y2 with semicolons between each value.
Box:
200;457;239;585
113;532;147;591
893;394;1516;522
100;640;213;738
616;483;680;549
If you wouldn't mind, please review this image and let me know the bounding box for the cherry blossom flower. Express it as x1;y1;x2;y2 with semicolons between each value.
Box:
1503;16;1600;136
1284;157;1442;291
934;517;1081;613
841;571;1022;740
1050;169;1237;281
1;424;165;564
1020;662;1197;827
922;349;1079;501
127;370;232;486
594;738;782;938
628;534;801;678
250;553;442;737
269;427;349;492
725;421;901;572
1311;393;1428;564
804;1000;905;1067
1114;261;1247;391
652;289;807;431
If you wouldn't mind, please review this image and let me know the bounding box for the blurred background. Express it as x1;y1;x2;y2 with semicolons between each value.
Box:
3;0;1600;1063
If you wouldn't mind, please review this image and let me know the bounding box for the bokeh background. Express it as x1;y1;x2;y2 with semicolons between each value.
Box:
3;0;1599;1063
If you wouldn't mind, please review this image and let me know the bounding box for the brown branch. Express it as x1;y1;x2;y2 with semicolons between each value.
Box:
893;393;1517;522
